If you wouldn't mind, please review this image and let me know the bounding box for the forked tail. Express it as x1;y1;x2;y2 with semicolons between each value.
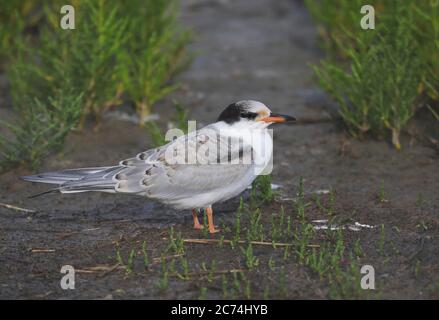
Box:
22;166;124;196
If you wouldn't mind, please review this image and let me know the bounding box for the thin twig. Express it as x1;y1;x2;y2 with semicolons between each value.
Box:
30;248;55;253
100;263;122;277
173;268;245;279
0;202;36;213
183;238;320;248
57;227;101;239
186;269;244;276
75;264;122;275
75;269;100;274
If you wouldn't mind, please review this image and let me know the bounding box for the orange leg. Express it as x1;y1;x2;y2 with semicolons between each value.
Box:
192;209;203;230
205;206;220;234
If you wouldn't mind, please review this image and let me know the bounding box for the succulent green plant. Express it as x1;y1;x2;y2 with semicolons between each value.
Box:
307;0;427;149
0;0;190;171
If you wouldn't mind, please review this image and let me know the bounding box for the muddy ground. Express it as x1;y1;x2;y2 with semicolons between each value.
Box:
0;0;438;299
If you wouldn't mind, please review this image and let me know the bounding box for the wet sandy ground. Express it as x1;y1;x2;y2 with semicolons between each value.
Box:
0;0;438;299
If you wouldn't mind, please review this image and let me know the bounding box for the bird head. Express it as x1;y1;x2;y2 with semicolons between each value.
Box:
217;100;296;126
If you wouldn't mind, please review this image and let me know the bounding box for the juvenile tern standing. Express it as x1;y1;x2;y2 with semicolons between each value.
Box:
22;100;295;233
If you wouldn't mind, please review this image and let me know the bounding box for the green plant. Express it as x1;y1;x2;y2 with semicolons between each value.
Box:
240;243;259;270
0;90;83;171
177;257;190;280
279;267;287;298
231;198;243;248
304;0;377;59
327;188;335;217
307;246;329;279
314;23;422;148
224;271;251;299
207;260;217;283
308;1;425;149
268;256;275;271
263;284;270;300
220;272;253;299
156;255;169;292
170;100;189;134
141;241;150;268
427;105;439;122
166;227;185;255
414;260;421;278
126;249;136;274
117;0;190;125
283;244;292;261
1;1;126;171
145;121;168;148
115;248;123;264
202;213;211;237
0;0;40;65
1;0;190;172
66;0;128;126
9;1;129;124
251;174;275;204
146;101;189;147
289;179;367;298
241;272;252;299
327;253;363;299
115;246;136;275
294;223;315;264
312;193;326;212
232;272;242;299
218;235;225;247
221;275;229;299
198;287;207;300
296;177;306;223
246;208;264;242
353;239;363;257
269;206;288;243
413;1;439;103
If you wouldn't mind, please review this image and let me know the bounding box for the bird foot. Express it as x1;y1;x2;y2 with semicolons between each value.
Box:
193;223;204;230
209;227;220;234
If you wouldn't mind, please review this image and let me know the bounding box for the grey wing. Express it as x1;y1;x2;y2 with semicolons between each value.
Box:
30;126;254;197
115;126;255;200
51;146;171;194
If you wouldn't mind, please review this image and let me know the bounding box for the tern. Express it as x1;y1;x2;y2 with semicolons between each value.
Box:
22;100;295;233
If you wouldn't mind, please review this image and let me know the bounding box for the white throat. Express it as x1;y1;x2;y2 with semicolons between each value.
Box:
213;120;273;175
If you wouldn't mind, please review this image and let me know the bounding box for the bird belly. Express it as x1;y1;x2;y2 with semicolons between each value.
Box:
162;159;270;211
165;171;257;210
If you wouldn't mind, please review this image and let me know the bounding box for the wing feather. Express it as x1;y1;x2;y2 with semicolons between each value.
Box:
115;125;255;201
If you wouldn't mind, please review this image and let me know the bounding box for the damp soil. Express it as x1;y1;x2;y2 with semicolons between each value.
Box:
0;0;438;299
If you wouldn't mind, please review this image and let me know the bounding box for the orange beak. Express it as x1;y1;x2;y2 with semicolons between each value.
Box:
260;113;296;123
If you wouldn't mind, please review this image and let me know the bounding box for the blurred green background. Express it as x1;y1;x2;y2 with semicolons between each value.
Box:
0;0;437;172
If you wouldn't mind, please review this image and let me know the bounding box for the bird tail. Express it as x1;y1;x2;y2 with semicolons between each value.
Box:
22;166;124;195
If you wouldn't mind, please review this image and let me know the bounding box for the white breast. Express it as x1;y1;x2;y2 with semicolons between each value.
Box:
218;121;273;176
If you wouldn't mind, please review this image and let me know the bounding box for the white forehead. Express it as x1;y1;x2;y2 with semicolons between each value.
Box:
236;100;271;113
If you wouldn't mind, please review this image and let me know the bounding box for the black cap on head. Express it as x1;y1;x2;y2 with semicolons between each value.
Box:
217;103;242;124
217;101;259;124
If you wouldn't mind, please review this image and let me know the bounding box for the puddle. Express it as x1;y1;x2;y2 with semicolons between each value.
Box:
312;189;330;195
246;183;282;190
312;219;375;232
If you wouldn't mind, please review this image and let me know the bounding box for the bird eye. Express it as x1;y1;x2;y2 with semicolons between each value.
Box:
240;112;257;119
